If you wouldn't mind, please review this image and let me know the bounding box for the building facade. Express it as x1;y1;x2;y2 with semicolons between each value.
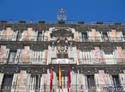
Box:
0;21;125;92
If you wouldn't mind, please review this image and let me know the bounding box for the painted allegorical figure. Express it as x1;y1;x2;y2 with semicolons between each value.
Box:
92;47;105;64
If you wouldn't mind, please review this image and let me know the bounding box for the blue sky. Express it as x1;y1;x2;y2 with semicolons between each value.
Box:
0;0;125;23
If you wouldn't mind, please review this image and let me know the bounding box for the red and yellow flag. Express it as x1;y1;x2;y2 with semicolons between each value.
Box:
67;64;71;92
58;64;62;88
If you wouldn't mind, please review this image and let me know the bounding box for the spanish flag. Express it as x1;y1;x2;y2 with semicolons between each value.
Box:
50;64;53;92
58;64;62;88
67;64;71;92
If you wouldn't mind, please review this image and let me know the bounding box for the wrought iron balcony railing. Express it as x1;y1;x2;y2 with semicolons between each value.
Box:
0;35;48;41
78;58;125;64
0;84;124;92
78;36;125;42
51;58;75;64
0;58;47;64
0;35;125;42
0;57;125;65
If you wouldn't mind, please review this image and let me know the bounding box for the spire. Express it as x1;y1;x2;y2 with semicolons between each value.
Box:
57;8;67;24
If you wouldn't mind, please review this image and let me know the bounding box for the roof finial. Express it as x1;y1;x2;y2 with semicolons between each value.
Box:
57;8;67;23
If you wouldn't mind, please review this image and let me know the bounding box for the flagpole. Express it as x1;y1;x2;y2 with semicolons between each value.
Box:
76;68;77;92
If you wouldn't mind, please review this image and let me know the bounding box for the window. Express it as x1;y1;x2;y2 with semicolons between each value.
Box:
8;50;17;64
30;75;41;91
87;75;95;89
82;32;88;41
1;74;13;92
37;32;43;41
112;75;121;91
102;32;108;41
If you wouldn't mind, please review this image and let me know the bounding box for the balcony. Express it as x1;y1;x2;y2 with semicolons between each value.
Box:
51;58;75;64
78;58;125;65
0;84;124;92
78;37;125;42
